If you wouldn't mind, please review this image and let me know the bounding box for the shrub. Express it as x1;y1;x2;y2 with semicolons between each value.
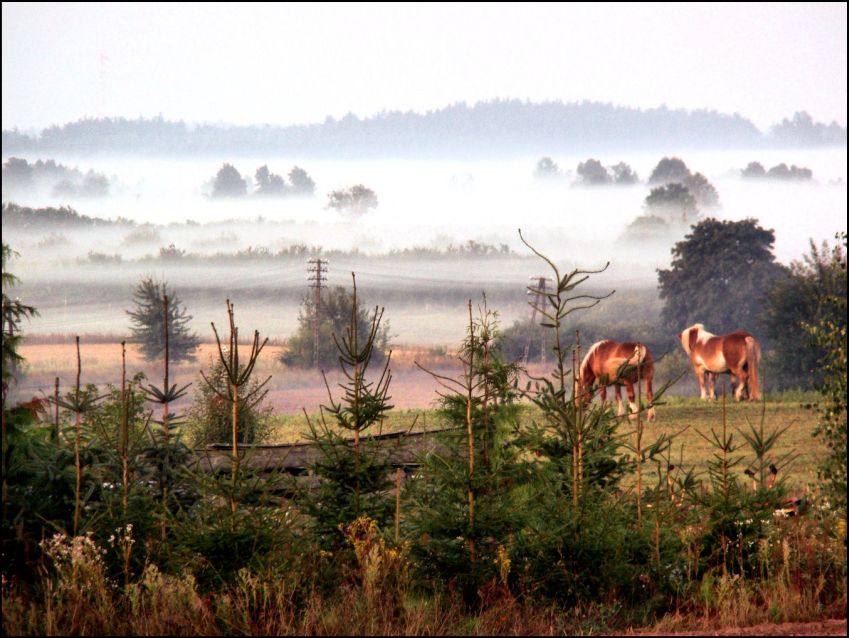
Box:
282;285;390;369
326;185;378;215
187;356;273;446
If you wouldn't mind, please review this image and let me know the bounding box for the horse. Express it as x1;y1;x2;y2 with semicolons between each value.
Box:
578;340;656;421
678;324;761;401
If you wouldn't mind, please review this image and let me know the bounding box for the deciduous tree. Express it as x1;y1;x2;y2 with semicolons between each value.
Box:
326;184;378;215
211;163;247;198
657;218;786;335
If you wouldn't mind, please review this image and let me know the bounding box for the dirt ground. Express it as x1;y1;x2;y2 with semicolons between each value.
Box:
14;341;459;414
624;618;847;636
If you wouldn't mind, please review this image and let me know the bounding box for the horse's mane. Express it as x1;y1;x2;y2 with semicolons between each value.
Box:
578;340;607;383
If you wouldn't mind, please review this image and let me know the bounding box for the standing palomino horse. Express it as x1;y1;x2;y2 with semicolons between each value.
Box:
578;340;656;421
679;324;761;401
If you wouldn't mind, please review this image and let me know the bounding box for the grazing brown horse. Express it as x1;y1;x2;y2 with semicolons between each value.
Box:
578;340;656;421
679;324;761;401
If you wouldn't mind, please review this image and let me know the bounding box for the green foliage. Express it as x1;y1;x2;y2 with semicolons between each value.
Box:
513;487;667;605
282;285;390;368
803;232;847;514
326;184;378;215
762;238;847;389
126;277;199;363
683;396;796;578
187;357;273;445
407;300;528;601
504;232;678;605
170;503;299;590
297;275;395;549
657;218;787;335
2;244;38;400
210;163;247;198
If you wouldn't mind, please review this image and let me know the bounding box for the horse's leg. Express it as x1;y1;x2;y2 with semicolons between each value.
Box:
625;381;638;421
707;371;717;400
733;366;748;401
614;384;625;416
646;372;656;421
695;364;709;400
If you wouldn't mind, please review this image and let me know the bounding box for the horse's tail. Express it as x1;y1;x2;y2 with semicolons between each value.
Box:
746;336;761;400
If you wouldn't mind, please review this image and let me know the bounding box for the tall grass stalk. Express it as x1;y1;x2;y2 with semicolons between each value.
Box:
636;345;643;523
465;302;476;562
73;336;81;535
53;376;59;441
120;341;129;521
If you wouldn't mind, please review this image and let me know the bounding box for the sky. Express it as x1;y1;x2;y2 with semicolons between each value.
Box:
2;2;847;132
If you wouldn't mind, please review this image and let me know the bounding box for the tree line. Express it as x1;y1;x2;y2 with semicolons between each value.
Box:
4;103;844;158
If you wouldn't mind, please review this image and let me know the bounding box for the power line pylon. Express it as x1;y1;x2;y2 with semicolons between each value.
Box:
308;258;328;368
523;276;551;366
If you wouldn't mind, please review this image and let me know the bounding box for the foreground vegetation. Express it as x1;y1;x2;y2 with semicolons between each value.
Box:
2;237;845;636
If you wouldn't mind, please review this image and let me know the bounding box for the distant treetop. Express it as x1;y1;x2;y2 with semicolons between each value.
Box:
648;157;691;185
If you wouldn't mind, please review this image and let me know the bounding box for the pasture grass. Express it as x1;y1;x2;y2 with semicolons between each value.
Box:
264;394;825;492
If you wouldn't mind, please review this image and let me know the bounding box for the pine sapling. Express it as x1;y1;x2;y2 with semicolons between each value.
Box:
201;299;270;512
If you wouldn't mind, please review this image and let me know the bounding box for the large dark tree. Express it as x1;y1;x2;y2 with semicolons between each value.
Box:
127;277;199;363
761;238;847;389
657;218;787;335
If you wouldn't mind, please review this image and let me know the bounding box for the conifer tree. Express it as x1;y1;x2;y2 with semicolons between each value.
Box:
127;277;199;363
298;273;395;548
408;298;526;601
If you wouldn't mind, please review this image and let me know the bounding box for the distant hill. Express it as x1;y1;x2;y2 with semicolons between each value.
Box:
2;100;845;158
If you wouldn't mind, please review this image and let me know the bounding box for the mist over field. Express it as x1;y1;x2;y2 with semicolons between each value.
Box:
3;144;846;345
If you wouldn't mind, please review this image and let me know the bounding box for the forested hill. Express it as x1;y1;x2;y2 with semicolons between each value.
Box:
3;100;845;158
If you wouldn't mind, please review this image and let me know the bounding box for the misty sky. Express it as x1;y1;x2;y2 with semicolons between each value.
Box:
2;2;847;132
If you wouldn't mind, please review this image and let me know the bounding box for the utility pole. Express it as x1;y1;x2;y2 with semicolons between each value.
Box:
307;258;328;368
523;276;551;366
